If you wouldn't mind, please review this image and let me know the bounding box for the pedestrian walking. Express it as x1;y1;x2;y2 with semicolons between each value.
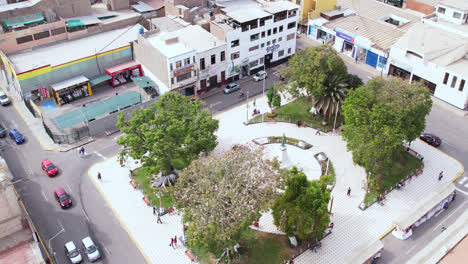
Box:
153;206;156;215
355;56;358;64
97;172;102;181
438;171;444;181
174;236;178;248
170;238;174;249
157;213;162;224
253;99;256;107
315;128;321;135
347;187;351;196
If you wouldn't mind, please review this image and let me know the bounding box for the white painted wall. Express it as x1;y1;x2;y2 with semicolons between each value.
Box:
167;50;198;91
197;43;228;89
436;4;468;25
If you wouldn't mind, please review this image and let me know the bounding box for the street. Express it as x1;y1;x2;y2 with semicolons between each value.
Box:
0;105;145;264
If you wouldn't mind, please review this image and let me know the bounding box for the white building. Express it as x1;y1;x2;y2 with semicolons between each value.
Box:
388;18;468;109
210;0;299;80
133;17;227;95
435;0;468;25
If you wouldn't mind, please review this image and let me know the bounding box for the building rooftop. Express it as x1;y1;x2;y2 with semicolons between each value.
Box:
226;8;271;23
146;31;193;58
439;0;468;12
393;22;468;75
417;0;440;6
323;15;406;51
0;0;40;12
9;24;142;73
151;16;186;32
262;0;299;14
176;25;226;52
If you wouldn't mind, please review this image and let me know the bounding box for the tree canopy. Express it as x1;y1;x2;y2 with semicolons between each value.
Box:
174;145;279;253
272;168;330;240
342;77;432;178
116;92;219;174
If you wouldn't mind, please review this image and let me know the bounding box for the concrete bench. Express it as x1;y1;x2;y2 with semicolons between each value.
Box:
185;249;196;262
130;180;137;189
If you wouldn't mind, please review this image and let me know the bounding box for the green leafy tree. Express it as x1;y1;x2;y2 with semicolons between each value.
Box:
342;77;432;184
267;85;275;106
346;73;363;90
272;168;330;240
116;92;219;174
313;74;349;125
174;145;279;254
272;93;282;108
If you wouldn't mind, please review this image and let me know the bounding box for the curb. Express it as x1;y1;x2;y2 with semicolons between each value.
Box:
87;157;152;264
58;138;96;152
379;224;396;240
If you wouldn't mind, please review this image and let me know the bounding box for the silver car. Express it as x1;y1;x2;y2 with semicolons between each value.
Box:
253;70;268;81
82;237;101;262
223;83;240;94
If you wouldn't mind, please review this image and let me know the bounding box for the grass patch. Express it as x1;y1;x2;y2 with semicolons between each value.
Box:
363;151;422;205
268;136;299;143
132;167;175;209
322;161;335;186
250;98;344;131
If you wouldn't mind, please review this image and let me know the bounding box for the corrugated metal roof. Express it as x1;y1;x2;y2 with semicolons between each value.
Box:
132;1;156;13
51;75;89;91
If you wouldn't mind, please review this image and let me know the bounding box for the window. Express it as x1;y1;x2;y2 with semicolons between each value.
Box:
16;35;33;44
260;19;265;27
170;63;173;71
288;48;291;54
211;54;216;64
272;39;276;44
459;79;465;91
267;41;271;46
221;51;225;61
249;45;259;51
287;33;295;40
175;61;182;68
278;37;282;42
267;29;271;36
453;12;461;19
288;10;297;17
171;78;174;85
288;22;296;29
443;73;449;84
184;58;190;65
250;33;259;41
200;58;205;70
259;57;264;64
438;7;446;14
273;27;277;34
176;72;192;82
51;27;66;36
261;43;265;48
231;39;240;47
278;50;284;57
231;52;240;60
279;26;283;32
261;31;265;38
451;76;457;88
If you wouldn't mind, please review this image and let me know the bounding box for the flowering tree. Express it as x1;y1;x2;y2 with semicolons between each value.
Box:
174;145;280;253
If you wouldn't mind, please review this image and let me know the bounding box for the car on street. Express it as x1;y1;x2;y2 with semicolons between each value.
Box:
9;129;24;144
41;159;58;177
0;124;6;138
223;82;240;94
420;133;441;147
0;92;10;106
253;70;268;81
65;241;82;263
54;188;72;209
82;237;101;262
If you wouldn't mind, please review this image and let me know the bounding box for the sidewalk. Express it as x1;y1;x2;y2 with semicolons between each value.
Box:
89;157;190;264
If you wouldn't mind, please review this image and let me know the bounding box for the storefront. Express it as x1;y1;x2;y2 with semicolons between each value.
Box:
307;18;332;42
333;29;355;57
105;61;143;88
50;75;92;106
392;183;456;240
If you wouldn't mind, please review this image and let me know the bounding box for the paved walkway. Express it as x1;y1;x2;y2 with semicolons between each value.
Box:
89;94;463;264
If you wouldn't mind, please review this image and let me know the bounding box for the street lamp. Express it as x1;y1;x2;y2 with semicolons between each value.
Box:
262;63;266;96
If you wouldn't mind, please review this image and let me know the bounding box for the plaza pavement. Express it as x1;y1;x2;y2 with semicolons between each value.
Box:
90;94;463;264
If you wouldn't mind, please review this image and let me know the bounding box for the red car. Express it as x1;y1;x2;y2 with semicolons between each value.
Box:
54;188;72;209
41;159;58;177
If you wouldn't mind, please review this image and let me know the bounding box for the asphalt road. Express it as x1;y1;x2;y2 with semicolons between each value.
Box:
0;105;145;264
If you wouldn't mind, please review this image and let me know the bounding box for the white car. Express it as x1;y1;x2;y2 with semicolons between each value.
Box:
253;70;268;81
65;241;82;263
0;92;10;106
82;236;101;262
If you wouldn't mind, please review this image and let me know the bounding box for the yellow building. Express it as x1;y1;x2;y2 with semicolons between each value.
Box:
268;0;337;23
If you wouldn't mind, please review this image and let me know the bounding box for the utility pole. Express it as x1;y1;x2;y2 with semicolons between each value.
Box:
333;101;339;133
262;63;266;96
246;91;249;122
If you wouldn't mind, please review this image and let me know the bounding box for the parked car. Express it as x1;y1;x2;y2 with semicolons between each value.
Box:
41;159;58;177
9;129;24;144
54;188;72;209
419;133;441;147
253;70;268;81
223;82;240;94
0;124;6;138
82;237;101;262
65;241;82;264
0;92;9;106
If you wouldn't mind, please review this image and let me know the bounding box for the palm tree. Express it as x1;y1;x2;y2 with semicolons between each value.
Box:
313;74;349;125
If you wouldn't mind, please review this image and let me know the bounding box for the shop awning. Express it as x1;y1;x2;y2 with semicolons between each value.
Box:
89;73;111;86
105;61;141;76
131;76;156;88
4;13;44;27
66;20;85;28
51;75;89;92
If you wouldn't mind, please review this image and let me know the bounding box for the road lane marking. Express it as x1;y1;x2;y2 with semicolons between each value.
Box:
459;176;467;185
103;245;111;255
82;209;89;222
42;191;48;201
456;187;468;196
406;244;418;255
66;184;72;193
432;199;468;231
94;152;107;160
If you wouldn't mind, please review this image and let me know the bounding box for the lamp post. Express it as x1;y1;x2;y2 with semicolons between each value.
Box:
332;101;339;134
262;63;266;96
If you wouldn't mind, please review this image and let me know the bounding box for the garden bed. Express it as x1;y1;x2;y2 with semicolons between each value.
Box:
252;137;312;150
132;167;175;209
